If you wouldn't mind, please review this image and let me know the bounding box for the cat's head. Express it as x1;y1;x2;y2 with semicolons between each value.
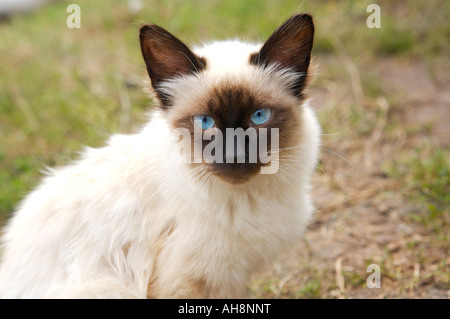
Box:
140;14;315;185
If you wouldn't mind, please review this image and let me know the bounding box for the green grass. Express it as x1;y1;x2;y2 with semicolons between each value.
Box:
384;146;450;239
295;278;322;298
410;148;450;206
408;148;449;238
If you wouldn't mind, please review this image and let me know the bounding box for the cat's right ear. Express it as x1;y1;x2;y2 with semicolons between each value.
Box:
140;25;206;108
250;14;314;98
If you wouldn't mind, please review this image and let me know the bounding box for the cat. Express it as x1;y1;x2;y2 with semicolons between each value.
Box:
0;13;320;298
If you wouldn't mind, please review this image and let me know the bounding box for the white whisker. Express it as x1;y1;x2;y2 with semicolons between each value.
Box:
320;147;359;172
265;144;358;172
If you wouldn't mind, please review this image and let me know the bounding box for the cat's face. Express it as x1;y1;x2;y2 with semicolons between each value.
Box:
140;14;314;185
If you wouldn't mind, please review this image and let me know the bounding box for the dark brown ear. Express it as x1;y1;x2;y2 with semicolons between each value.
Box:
250;14;314;98
139;24;206;107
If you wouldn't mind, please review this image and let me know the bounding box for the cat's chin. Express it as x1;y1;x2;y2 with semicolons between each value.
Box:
214;174;255;185
207;163;261;185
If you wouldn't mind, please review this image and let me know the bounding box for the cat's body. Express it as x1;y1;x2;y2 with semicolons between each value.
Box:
0;14;320;298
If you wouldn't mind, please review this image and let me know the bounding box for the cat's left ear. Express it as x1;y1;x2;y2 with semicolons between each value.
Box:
140;24;206;107
250;14;314;98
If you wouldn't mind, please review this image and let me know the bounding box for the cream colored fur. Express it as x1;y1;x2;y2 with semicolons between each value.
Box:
0;40;320;298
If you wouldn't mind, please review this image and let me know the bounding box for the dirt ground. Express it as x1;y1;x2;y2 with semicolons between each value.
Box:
249;56;449;299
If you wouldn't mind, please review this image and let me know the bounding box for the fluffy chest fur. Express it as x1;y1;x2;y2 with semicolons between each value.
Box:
0;111;316;298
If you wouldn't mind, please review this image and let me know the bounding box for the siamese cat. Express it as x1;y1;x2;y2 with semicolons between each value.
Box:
0;13;320;298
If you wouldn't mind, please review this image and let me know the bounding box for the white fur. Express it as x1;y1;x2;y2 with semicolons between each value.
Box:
0;40;320;298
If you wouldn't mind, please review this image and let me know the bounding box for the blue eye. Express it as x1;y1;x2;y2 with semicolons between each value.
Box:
250;108;272;125
193;115;215;130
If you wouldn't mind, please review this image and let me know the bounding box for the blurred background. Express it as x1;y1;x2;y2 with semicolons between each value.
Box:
0;0;448;298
